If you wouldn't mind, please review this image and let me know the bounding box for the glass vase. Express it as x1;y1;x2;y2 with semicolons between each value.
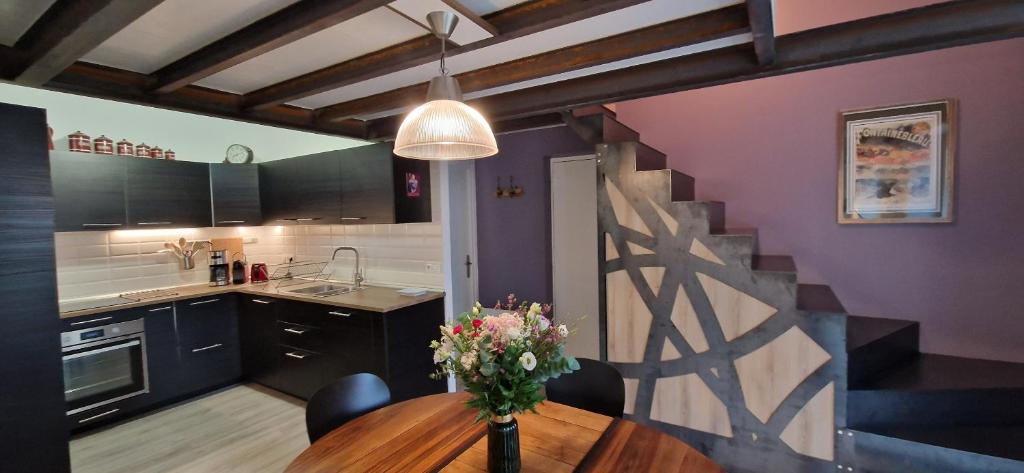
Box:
487;414;521;473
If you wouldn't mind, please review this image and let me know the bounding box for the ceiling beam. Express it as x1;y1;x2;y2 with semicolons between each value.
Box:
150;0;391;94
441;0;499;37
241;0;651;111
10;0;163;86
365;0;1024;139
745;0;775;65
46;62;368;139
316;4;750;122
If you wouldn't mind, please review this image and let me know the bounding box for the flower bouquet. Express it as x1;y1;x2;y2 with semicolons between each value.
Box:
430;295;580;473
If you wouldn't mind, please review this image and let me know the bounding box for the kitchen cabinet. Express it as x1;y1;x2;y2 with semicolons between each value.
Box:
210;164;261;226
126;158;211;228
0;102;70;472
175;295;242;394
50;152;128;232
259;151;342;224
143;303;181;405
239;296;280;388
338;143;395;224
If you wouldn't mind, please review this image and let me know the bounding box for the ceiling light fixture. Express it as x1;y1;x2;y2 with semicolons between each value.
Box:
393;11;498;161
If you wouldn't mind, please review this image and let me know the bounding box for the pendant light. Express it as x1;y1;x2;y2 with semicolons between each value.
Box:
393;11;498;160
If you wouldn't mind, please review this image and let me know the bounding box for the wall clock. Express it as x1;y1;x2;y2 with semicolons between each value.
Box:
224;144;254;163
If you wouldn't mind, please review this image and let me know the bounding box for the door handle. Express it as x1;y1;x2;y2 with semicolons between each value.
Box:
283;328;308;335
81;223;122;228
69;316;112;326
192;343;223;353
147;306;172;312
137;222;173;226
189;298;220;306
340;217;366;221
328;311;350;317
216;220;246;224
78;408;120;423
285;351;308;359
251;299;272;304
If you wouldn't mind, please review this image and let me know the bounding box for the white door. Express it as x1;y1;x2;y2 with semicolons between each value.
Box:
440;160;479;321
550;155;600;360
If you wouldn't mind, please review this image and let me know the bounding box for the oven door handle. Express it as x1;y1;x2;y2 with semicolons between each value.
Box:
63;339;141;361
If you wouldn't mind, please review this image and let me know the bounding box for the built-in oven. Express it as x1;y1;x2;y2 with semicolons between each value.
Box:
61;318;149;415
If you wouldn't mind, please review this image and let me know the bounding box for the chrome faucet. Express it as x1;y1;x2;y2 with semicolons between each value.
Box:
331;246;364;288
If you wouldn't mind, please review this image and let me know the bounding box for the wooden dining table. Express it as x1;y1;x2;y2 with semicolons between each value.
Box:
285;392;724;473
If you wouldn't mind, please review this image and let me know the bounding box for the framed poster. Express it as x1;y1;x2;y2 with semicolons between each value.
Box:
838;99;956;224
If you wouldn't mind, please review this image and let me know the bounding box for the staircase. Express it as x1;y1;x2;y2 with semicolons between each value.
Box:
567;106;1024;473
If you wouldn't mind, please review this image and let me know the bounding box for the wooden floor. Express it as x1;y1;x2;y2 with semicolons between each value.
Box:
70;384;309;473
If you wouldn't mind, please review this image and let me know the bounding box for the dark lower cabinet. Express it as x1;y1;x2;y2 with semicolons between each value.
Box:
0;103;70;472
175;296;242;394
277;346;326;399
239;296;280;387
144;303;180;405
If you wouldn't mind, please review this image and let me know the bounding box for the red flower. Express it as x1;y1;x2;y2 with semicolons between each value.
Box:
472;319;483;329
472;331;480;338
453;324;463;335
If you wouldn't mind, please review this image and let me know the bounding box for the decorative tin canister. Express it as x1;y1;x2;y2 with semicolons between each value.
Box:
135;143;151;158
68;131;91;153
149;146;164;159
164;149;176;160
94;135;114;155
116;139;134;156
47;126;54;150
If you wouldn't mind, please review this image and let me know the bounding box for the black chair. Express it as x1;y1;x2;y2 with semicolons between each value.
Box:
545;358;625;418
305;373;391;443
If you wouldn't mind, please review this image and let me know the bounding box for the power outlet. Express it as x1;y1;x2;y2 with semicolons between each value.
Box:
425;263;439;273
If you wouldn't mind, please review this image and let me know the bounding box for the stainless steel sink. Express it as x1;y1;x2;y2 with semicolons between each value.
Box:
286;284;357;297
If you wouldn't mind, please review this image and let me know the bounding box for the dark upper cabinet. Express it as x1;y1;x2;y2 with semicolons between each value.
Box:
338;143;395;224
259;152;342;224
210;164;261;226
50;153;128;231
126;158;211;228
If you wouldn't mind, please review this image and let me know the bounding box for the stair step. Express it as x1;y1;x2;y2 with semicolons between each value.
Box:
668;170;694;201
750;255;796;273
849;354;1024;428
633;141;667;171
796;284;845;313
847;315;920;387
603;116;641;143
850;426;1024;473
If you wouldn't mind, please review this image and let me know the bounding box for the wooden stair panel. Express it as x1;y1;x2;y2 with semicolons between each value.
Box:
796;284;846;314
850;427;1024;473
751;255;797;273
847;315;920;388
632;142;667;171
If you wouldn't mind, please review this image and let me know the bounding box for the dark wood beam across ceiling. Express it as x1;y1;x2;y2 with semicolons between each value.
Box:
9;0;164;86
150;0;392;94
241;0;651;111
316;4;750;122
745;0;776;65
365;0;1024;140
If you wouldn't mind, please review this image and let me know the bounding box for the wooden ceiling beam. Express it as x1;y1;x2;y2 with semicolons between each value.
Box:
9;0;164;86
316;4;750;122
366;0;1024;139
745;0;775;65
46;62;368;139
241;0;651;111
150;0;391;94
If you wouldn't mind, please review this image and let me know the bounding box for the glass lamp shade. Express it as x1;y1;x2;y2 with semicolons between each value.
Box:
393;99;498;160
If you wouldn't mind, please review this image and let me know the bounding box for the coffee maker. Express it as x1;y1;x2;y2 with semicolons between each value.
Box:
209;250;230;287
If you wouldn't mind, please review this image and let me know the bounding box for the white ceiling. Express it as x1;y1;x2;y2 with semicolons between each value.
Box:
63;0;747;117
0;0;57;46
292;0;744;108
81;0;299;74
196;7;426;94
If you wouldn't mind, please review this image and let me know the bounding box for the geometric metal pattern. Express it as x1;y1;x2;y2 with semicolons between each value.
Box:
597;142;847;473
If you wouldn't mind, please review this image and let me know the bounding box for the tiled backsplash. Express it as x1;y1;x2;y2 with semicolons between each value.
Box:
55;223;444;301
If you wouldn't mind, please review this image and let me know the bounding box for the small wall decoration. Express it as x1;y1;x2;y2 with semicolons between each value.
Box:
405;172;421;197
838;99;956;224
496;175;524;199
224;144;254;163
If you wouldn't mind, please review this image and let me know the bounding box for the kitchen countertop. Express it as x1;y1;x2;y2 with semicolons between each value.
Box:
59;282;445;319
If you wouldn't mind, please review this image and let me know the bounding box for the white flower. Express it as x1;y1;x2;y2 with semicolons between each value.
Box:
557;324;568;337
519;352;537;371
433;338;454;363
538;316;551;331
472;306;481;316
460;350;477;371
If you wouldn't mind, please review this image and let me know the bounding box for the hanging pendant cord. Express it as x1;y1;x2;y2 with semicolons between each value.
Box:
440;38;448;76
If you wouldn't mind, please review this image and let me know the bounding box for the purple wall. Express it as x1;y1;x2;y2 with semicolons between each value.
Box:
475;126;591;307
615;38;1024;363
